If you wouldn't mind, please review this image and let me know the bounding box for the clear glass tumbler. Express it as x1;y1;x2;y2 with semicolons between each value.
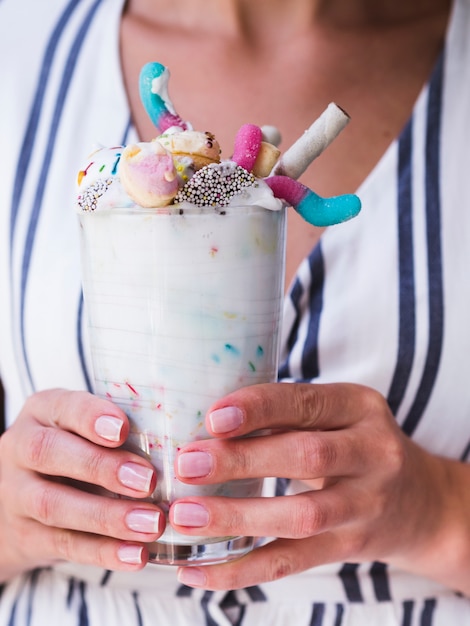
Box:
79;203;286;565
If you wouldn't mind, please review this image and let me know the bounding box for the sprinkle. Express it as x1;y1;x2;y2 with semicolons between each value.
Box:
175;162;256;208
225;343;240;356
111;152;122;175
77;161;94;185
77;178;113;212
257;346;264;357
248;361;256;372
126;381;138;395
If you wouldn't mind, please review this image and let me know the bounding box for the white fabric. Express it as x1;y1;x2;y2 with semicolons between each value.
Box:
1;0;470;624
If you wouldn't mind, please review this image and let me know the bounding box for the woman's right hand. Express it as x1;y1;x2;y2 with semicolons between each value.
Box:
0;389;164;581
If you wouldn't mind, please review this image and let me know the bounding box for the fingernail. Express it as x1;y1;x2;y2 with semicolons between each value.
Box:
126;509;161;533
177;451;212;478
95;415;124;442
173;502;209;527
177;567;207;587
118;463;153;492
209;406;243;433
118;544;144;564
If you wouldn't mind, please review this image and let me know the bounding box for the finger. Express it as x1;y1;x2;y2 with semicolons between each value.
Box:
205;382;388;437
20;474;164;542
176;429;367;483
23;389;130;447
177;533;346;590
170;485;357;540
12;517;151;572
16;422;156;496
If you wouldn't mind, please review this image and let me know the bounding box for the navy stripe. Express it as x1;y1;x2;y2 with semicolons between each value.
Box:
201;591;219;626
244;585;267;602
402;600;414;626
66;577;75;607
278;277;304;379
369;561;391;601
309;602;326;626
100;570;112;586
334;604;345;626
301;243;324;380
460;440;470;461
402;53;445;436
19;0;103;391
132;591;144;626
7;598;18;626
9;0;79;256
26;569;41;626
233;607;247;626
420;598;437;626
275;476;290;496
219;591;246;625
176;584;194;597
386;116;415;416
338;563;363;602
76;118;132;393
78;581;89;626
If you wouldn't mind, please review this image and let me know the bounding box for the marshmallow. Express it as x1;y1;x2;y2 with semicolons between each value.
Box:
120;142;179;208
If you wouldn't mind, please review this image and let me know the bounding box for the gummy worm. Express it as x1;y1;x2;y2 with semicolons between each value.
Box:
139;62;191;133
265;176;361;227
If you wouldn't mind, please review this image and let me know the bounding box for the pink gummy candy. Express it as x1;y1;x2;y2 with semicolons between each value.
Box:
231;124;262;172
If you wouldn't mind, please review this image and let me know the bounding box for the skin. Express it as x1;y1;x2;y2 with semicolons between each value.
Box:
2;0;469;598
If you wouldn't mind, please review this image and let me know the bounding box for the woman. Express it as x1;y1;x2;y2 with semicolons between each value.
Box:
1;0;469;623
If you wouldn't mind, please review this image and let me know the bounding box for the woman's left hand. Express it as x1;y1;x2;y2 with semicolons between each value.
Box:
171;382;470;592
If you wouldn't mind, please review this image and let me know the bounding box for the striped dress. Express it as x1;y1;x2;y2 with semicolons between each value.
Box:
1;0;470;624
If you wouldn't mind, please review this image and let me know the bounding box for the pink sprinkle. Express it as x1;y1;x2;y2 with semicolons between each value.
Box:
126;382;138;395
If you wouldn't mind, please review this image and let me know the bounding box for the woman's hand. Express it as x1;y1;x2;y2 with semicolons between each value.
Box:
0;389;164;581
173;382;470;593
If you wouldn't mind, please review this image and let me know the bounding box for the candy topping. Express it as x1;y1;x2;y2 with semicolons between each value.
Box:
139;62;190;133
175;162;256;208
78;178;113;212
76;62;362;225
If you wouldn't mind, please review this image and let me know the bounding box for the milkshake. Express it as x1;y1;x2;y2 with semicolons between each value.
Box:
77;62;361;565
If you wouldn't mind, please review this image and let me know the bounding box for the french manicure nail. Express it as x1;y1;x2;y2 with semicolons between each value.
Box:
209;406;243;433
126;509;161;533
118;544;144;564
177;567;207;587
118;463;153;492
95;415;124;442
173;502;209;527
177;451;212;478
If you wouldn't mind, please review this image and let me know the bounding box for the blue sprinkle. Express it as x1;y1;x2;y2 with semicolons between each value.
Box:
211;354;221;363
257;346;264;357
111;153;121;175
225;343;240;356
